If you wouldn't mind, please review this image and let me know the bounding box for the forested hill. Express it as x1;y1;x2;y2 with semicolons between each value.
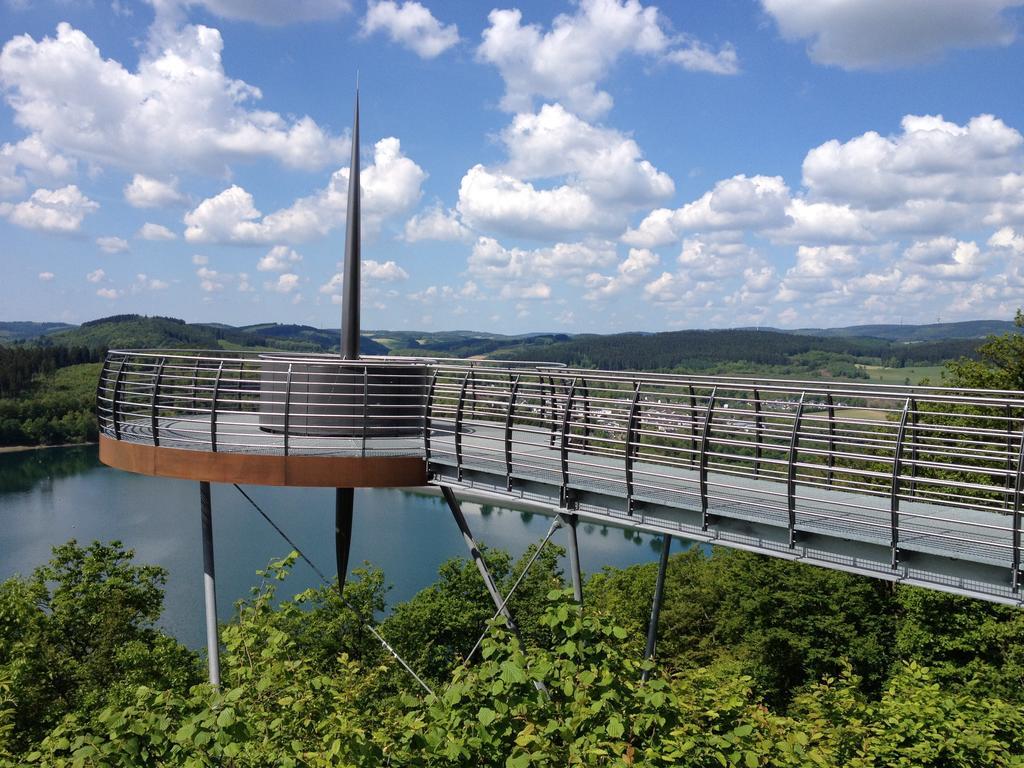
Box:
788;319;1016;341
26;315;388;355
498;328;984;375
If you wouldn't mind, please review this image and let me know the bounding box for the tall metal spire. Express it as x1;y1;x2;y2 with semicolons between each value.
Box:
341;84;361;359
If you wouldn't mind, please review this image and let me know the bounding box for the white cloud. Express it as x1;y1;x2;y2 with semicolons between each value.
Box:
184;0;352;25
131;273;169;291
762;0;1024;70
468;236;616;287
363;259;409;281
0;23;347;176
362;1;459;58
137;222;177;240
989;226;1024;253
196;265;223;292
0;136;75;199
96;287;121;299
624;175;790;246
257;245;303;272
500;281;550;300
477;0;736;118
266;272;299;293
584;247;659;299
97;235;129;254
124;174;189;208
0;184;98;233
501;104;674;206
403;204;470;242
457;165;600;238
37;271;54;281
87;268;106;283
184;137;425;244
191;253;208;265
664;40;739;74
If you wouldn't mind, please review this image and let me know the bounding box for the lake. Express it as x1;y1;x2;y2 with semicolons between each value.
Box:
0;445;667;648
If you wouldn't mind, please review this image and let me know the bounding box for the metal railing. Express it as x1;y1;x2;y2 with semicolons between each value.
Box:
98;349;1024;592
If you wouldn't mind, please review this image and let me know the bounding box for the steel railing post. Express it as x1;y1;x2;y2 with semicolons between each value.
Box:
282;363;293;457
1013;428;1024;591
423;370;438;463
111;357;126;441
825;393;836;485
151;356;166;447
360;366;369;458
889;397;912;569
559;377;578;508
210;360;224;452
786;392;806;549
625;381;643;515
454;370;472;481
504;375;521;490
700;388;718;531
752;387;762;476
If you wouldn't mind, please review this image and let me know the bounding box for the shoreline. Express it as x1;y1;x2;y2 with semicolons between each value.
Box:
0;441;96;455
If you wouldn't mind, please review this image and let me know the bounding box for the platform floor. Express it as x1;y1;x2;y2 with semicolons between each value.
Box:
106;414;1023;606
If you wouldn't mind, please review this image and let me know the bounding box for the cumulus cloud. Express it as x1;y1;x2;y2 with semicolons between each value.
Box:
0;184;98;233
196;265;224;292
97;236;129;253
584;247;659;299
0;136;75;199
362;1;459;58
183;138;425;244
131;273;170;291
137;222;177;240
664;40;739;74
624;175;790;246
762;0;1024;70
403;204;470;242
266;272;299;293
468;236;616;286
124;174;189;208
363;259;409;281
86;268;106;283
478;0;737;118
38;271;54;281
0;23;348;176
96;287;121;299
183;0;352;25
257;245;302;272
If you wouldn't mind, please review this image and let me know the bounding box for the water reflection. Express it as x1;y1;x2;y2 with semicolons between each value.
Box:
1;446;669;648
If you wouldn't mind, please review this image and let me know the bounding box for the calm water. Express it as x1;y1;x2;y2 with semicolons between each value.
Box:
0;446;666;648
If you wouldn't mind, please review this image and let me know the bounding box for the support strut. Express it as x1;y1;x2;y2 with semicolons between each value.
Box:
642;533;672;681
199;481;221;687
441;486;524;636
561;513;583;603
335;488;354;596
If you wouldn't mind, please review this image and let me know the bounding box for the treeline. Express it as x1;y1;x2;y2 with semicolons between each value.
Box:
0;346;104;398
499;328;982;373
3;539;1023;766
0;363;100;446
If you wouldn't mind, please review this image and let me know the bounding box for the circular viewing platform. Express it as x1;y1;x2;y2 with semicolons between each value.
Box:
97;350;459;487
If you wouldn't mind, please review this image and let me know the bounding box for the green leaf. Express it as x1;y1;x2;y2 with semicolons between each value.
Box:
478;707;497;726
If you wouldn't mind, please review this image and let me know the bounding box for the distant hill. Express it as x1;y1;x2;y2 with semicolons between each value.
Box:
497;328;985;375
39;315;386;354
786;320;1016;342
0;321;74;342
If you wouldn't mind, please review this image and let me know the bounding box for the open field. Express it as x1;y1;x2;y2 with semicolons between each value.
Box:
859;365;947;386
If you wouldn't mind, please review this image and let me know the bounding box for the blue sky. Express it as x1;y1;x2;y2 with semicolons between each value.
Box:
2;0;1024;333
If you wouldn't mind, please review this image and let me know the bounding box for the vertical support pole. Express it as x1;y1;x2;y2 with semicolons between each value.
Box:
441;486;522;634
336;488;354;595
786;393;806;549
579;378;590;447
625;382;643;515
341;87;361;360
909;398;919;497
699;388;718;531
561;513;583;604
360;366;369;458
199;481;220;688
752;388;762;477
559;378;578;508
890;397;911;569
1004;404;1014;510
642;533;671;681
504;375;521;490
